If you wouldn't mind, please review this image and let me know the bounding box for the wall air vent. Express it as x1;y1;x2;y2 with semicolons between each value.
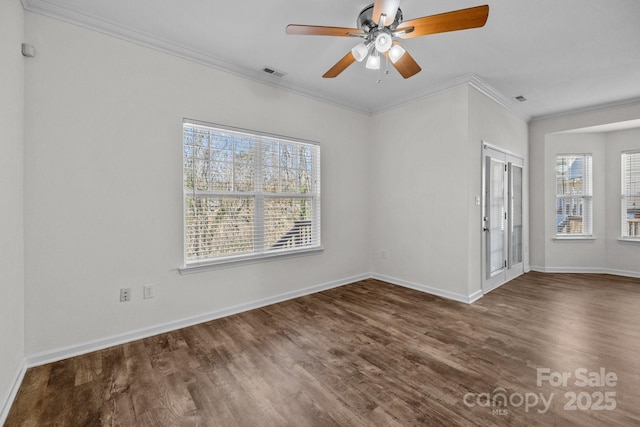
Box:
262;67;287;78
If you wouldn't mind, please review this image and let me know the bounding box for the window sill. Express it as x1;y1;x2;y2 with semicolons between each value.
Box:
178;246;324;275
617;238;640;245
553;236;596;242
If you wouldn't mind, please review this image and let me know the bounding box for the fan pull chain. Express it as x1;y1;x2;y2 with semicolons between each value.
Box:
377;56;389;84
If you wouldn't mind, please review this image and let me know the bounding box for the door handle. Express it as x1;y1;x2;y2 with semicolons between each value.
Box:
483;227;490;232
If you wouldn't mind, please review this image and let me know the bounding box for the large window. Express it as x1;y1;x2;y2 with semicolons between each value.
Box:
621;151;640;239
555;154;592;236
183;121;321;266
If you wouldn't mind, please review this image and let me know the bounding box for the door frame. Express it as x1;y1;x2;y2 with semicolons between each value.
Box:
481;142;525;294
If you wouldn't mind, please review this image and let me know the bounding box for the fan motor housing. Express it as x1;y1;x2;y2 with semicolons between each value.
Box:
357;3;403;32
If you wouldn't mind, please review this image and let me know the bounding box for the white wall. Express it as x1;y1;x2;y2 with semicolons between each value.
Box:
467;87;529;295
543;133;607;269
5;0;638;418
370;86;470;298
604;128;640;274
369;86;528;300
23;12;371;355
0;0;25;419
20;8;532;361
529;102;640;273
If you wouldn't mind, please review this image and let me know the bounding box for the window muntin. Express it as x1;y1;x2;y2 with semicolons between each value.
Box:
183;121;321;265
555;154;593;236
621;151;640;239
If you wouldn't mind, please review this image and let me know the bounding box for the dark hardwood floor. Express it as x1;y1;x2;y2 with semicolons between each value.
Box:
6;272;640;426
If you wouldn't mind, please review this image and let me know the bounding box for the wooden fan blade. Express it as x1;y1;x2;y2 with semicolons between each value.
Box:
385;43;421;79
396;5;489;39
286;24;364;37
322;51;356;78
372;0;401;25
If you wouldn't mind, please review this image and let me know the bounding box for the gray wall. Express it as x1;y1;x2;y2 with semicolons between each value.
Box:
369;85;528;300
0;0;25;420
3;3;540;413
23;12;371;355
530;104;640;274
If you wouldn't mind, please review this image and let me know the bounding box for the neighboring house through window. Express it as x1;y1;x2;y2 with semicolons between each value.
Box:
556;154;592;236
183;120;321;267
621;151;640;239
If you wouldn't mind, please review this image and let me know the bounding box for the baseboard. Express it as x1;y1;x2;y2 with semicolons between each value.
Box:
16;266;636;417
370;273;481;304
24;271;481;368
26;273;369;368
468;289;484;303
23;267;639;367
14;267;636;419
0;359;27;426
529;266;640;278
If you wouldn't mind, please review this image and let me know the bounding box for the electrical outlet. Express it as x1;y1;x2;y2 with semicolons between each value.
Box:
143;284;154;299
120;288;131;302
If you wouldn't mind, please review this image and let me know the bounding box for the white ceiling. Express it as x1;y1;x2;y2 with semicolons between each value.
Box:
22;0;640;120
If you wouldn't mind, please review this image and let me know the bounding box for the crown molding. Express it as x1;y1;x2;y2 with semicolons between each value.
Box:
530;96;640;124
20;1;525;120
20;0;243;75
370;73;474;116
467;74;531;122
370;73;530;122
20;0;373;116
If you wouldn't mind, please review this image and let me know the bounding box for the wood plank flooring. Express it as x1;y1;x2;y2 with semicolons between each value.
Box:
6;272;640;426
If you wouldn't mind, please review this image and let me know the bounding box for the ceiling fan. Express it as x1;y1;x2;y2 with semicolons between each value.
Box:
286;0;489;79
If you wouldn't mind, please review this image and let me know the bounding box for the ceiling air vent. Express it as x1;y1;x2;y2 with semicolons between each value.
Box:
262;67;287;78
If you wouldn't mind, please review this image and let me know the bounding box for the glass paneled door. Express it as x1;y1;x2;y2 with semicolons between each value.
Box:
482;144;524;293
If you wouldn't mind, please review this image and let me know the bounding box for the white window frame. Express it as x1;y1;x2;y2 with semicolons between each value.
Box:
621;151;640;241
555;154;593;237
180;120;322;273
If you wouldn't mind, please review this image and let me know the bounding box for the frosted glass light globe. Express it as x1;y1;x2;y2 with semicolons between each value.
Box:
375;33;392;53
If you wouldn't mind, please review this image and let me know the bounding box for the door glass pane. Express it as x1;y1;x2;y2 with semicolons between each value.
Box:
510;164;523;266
488;158;505;276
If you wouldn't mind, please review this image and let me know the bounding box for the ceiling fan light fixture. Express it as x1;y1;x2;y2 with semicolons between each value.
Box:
365;50;381;70
351;41;370;62
388;44;405;63
374;32;392;53
286;3;490;79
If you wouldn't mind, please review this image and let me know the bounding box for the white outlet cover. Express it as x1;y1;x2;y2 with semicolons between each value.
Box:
120;288;131;302
143;284;154;299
